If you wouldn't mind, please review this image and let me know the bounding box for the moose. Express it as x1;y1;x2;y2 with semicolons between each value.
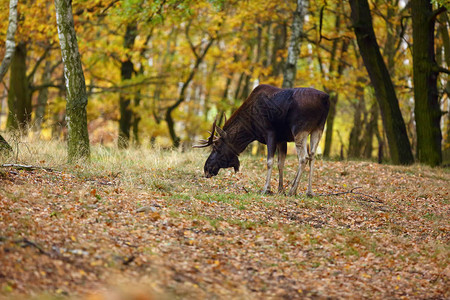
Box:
194;84;330;196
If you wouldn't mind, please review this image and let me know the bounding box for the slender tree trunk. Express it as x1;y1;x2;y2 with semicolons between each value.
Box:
33;60;51;134
323;39;348;157
323;94;338;157
0;0;18;81
282;0;307;88
348;77;366;158
7;42;31;132
55;0;90;161
439;13;450;149
132;88;142;147
383;1;397;76
118;24;137;149
349;0;414;165
270;22;287;77
362;99;378;159
240;73;251;100
411;0;443;166
0;0;17;152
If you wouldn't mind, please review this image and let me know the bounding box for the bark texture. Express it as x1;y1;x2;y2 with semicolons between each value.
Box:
6;42;30;131
118;24;137;149
0;0;18;81
439;13;450;150
323;38;348;158
411;0;443;166
349;0;413;165
0;0;18;154
55;0;90;161
33;61;51;134
282;0;307;88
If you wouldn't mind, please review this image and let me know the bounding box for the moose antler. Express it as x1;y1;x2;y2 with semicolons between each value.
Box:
192;118;219;148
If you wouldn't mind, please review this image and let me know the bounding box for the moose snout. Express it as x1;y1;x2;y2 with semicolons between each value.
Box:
204;171;213;178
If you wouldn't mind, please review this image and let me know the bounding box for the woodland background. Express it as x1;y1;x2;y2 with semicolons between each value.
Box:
0;0;449;166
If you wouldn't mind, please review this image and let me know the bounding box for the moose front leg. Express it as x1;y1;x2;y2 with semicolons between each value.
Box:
262;133;277;194
277;142;287;194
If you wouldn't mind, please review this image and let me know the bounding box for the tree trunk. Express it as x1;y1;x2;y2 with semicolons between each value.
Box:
118;24;137;149
349;0;414;165
323;39;348;158
323;94;338;157
132;87;142;147
0;134;13;154
33;60;51;134
411;0;443;166
55;0;90;161
7;42;31;132
0;0;18;82
362;99;379;159
348;77;366;158
282;0;307;88
439;13;450;149
383;0;399;76
270;22;287;77
0;0;17;151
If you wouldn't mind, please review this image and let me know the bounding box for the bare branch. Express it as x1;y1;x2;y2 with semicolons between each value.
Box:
318;187;382;202
437;66;450;74
27;45;53;81
1;163;54;171
185;19;199;59
431;6;447;22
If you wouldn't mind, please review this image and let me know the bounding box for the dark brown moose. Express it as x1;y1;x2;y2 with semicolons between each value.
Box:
194;84;330;196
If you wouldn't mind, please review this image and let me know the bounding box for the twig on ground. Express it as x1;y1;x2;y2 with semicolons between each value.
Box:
318;187;382;202
10;238;87;269
17;238;49;255
1;163;54;172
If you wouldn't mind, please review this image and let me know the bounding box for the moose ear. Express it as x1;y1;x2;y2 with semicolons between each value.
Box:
216;126;227;139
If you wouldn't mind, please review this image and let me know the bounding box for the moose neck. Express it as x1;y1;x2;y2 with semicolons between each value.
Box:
222;114;256;155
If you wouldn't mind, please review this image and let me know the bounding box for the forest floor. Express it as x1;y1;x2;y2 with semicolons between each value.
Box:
0;142;449;299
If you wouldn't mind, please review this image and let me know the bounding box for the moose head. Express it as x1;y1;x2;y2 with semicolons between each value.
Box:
193;117;239;178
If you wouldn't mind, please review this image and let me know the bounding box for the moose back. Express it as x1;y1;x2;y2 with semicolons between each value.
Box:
194;84;330;196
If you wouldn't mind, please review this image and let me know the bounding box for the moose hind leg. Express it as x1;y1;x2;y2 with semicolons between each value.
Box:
262;133;277;194
288;131;309;196
277;142;287;194
306;129;323;197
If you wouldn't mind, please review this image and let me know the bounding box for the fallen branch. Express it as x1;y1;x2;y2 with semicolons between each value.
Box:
318;187;382;202
10;238;88;270
17;238;49;255
1;163;54;172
